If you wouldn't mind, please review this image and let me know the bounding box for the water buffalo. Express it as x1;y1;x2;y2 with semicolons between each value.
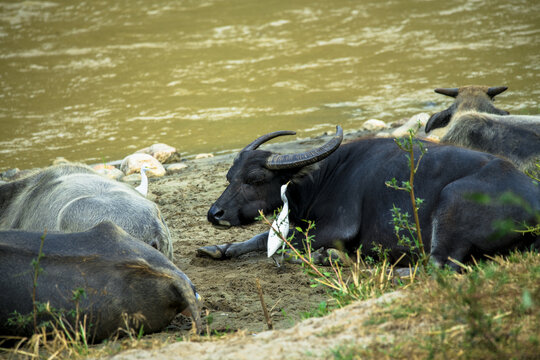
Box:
425;85;540;174
200;126;539;270
0;164;173;259
0;222;201;343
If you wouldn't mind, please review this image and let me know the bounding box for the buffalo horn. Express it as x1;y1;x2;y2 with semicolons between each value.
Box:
487;86;508;98
265;126;343;170
434;88;459;98
242;130;297;152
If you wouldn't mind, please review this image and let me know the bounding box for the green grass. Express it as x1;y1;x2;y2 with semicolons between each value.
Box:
326;250;540;360
300;301;333;320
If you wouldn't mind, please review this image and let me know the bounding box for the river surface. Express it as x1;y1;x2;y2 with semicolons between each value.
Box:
0;0;539;170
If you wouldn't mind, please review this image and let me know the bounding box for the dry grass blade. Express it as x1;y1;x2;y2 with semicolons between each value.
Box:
255;278;273;330
447;257;473;272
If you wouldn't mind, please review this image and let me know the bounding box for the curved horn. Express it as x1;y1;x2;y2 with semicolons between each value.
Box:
487;86;508;98
434;88;459;98
265;126;343;170
242;130;296;152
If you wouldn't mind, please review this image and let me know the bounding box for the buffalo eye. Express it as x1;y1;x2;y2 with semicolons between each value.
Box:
245;169;268;185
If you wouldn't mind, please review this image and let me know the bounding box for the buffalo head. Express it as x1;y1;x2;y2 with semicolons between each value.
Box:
208;126;343;227
425;85;510;133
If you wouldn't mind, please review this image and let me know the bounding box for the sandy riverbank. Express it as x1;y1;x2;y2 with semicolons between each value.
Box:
3;118;434;358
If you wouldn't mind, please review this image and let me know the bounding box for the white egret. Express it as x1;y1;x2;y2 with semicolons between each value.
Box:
135;164;150;197
267;182;290;259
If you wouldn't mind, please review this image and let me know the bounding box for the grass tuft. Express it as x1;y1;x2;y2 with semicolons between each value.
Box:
327;250;540;359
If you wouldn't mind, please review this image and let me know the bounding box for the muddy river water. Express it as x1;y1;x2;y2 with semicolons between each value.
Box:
0;0;538;170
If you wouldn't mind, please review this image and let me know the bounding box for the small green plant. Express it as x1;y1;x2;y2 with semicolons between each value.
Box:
280;308;295;327
385;125;429;267
115;312;146;343
258;211;417;310
204;309;213;337
201;310;235;338
300;301;332;320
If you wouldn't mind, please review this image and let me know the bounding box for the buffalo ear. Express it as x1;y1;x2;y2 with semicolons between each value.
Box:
425;108;453;133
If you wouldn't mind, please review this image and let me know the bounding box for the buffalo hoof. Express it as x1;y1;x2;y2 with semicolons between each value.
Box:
196;244;232;259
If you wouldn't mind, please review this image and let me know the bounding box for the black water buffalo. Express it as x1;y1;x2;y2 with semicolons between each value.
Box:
0;164;173;259
200;126;540;270
0;222;201;343
425;85;540;174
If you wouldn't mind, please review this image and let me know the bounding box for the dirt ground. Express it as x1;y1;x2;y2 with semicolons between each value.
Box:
111;292;407;360
149;151;329;335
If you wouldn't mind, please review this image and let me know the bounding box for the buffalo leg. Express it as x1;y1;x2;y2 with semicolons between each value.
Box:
197;222;353;262
196;227;320;260
197;231;271;259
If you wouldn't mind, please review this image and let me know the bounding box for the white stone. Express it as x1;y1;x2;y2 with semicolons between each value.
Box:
195;153;214;159
136;143;180;164
120;153;166;177
362;119;388;131
92;164;125;181
424;134;440;142
166;163;188;174
390;113;430;138
52;157;70;165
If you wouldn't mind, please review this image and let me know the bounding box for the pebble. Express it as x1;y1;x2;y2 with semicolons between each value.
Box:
52;157;71;165
92;164;125;181
120;153;166;177
386;113;430;138
136;143;180;164
166;163;188;174
195;153;214;159
0;168;33;181
0;168;20;180
362;119;388;131
121;173;142;184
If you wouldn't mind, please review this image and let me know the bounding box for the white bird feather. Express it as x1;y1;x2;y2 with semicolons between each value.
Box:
267;182;290;257
135;164;150;197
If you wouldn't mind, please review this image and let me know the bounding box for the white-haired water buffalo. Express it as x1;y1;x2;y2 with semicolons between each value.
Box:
199;126;540;270
0;222;201;342
0;164;173;259
425;85;540;174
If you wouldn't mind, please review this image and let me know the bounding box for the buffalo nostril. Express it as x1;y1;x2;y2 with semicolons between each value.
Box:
208;206;231;227
208;205;225;221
